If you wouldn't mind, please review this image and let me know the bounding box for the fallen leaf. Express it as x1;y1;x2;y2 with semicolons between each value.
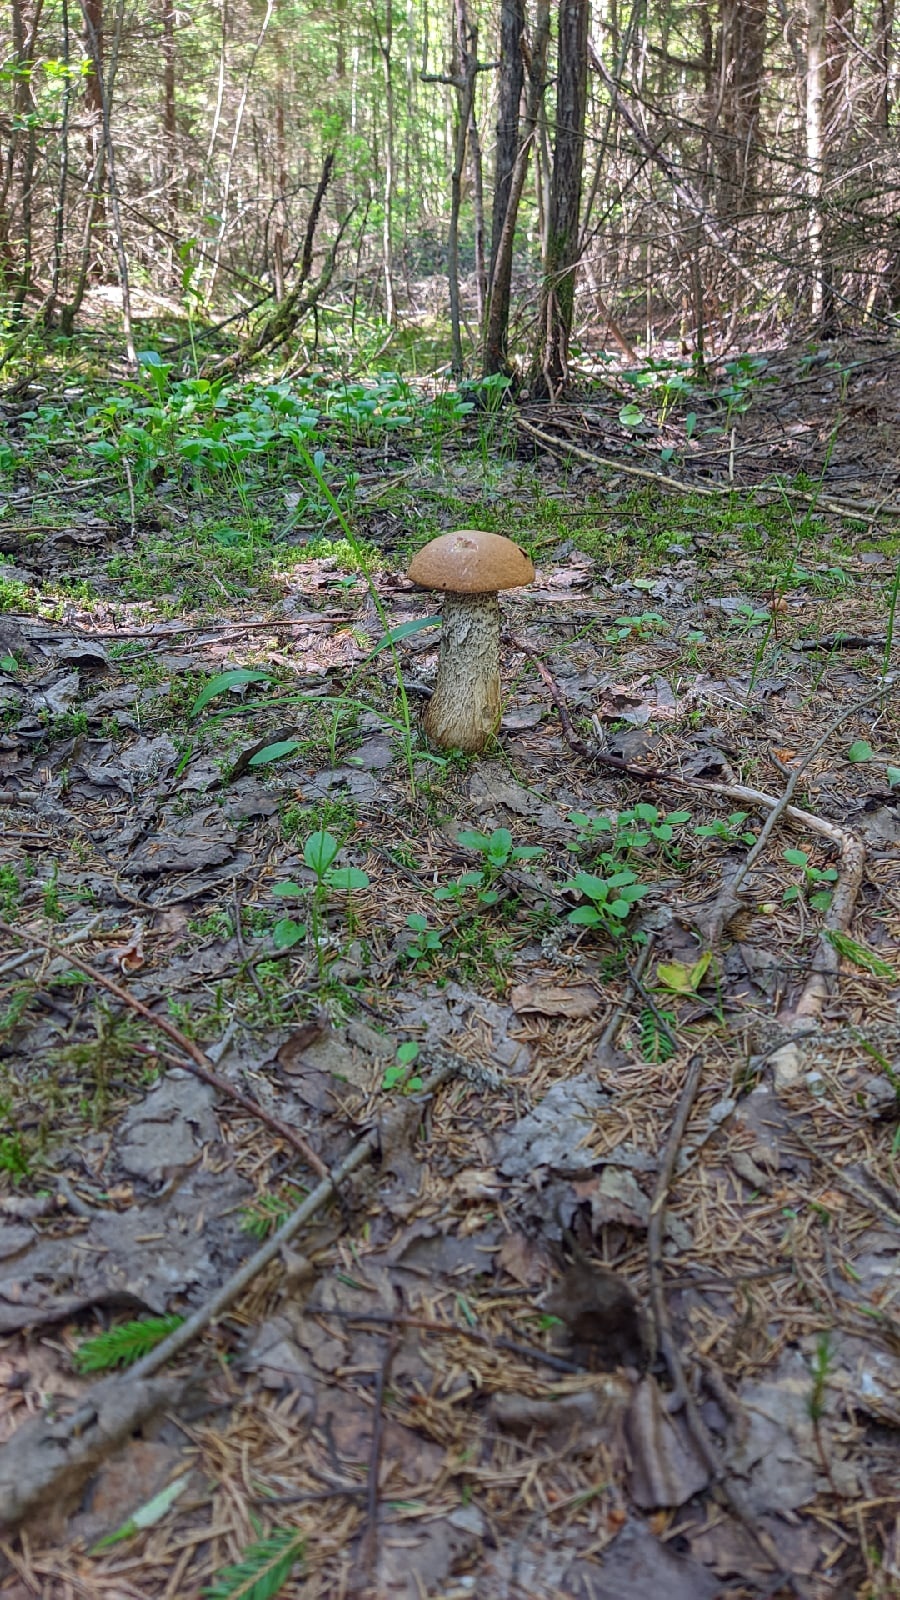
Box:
510;981;602;1018
496;1232;548;1288
625;1375;711;1507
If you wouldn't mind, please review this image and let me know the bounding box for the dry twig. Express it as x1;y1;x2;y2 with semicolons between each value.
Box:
646;1055;798;1588
0;919;329;1180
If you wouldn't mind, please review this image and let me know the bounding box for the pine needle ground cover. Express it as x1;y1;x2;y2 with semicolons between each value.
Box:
0;336;898;1599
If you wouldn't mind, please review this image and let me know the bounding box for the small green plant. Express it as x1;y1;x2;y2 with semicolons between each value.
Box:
73;1313;185;1372
42;863;63;922
564;867;650;934
604;610;666;643
782;848;839;911
727;603;771;632
568;805;692;865
436;827;542;907
0;1130;31;1182
0;864;20;917
640;1006;677;1062
240;1192;296;1238
201;1527;305;1600
382;1040;424;1093
694;811;757;846
272;829;370;978
403;913;444;967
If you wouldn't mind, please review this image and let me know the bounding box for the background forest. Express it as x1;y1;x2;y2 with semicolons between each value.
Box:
1;4;899;1600
2;0;899;368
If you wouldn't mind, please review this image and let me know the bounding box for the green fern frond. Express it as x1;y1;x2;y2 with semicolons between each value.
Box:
240;1193;294;1239
640;1007;677;1063
824;929;897;979
202;1529;304;1600
73;1313;185;1372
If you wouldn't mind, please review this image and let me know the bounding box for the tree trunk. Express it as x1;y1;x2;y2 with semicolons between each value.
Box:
489;0;525;285
161;0;178;263
447;0;478;375
272;9;289;302
46;0;72;320
483;0;550;376
468;103;487;322
806;0;828;324
713;0;767;213
873;0;894;127
532;0;589;395
377;0;396;325
2;0;45;308
79;0;135;362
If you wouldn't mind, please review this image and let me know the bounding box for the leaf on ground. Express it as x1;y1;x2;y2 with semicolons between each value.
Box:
191;668;272;718
510;981;602;1018
625;1375;711;1508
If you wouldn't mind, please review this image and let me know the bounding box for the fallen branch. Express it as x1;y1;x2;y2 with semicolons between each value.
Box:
350;1321;400;1593
0;1066;453;1533
700;691;879;959
515;413;900;522
0;920;329;1180
0;1375;184;1533
646;1056;796;1588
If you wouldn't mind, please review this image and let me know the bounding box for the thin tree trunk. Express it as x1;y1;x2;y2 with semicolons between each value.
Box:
376;0;396;325
3;0;45;309
446;0;478;375
46;0;72;320
81;0;106;263
272;11;289;302
483;0;550;376
489;0;525;285
533;0;589;395
206;0;276;304
713;0;767;213
161;0;178;269
468;103;487;322
874;0;894;127
79;0;135;363
806;0;827;323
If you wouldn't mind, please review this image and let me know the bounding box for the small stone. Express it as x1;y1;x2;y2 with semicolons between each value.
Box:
771;1043;803;1089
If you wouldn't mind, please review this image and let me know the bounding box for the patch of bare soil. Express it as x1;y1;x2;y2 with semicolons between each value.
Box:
0;340;898;1599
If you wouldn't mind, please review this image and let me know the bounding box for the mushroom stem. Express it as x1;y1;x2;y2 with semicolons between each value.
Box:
423;591;502;753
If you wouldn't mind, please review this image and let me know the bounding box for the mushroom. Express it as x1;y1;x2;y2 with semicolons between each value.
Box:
408;529;535;753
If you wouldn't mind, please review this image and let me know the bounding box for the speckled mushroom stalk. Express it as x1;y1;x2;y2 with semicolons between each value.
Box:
407;529;534;754
423;590;502;754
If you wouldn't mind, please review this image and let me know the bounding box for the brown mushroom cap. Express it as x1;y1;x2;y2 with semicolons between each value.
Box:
408;529;534;594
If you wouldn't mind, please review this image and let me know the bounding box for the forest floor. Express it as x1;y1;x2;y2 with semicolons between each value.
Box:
0;329;898;1600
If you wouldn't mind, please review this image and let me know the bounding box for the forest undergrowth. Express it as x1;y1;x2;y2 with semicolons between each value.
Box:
0;323;898;1599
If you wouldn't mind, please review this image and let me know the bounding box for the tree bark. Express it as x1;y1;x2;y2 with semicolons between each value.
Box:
713;0;767;213
161;0;178;260
376;0;396;325
447;0;479;374
482;0;550;376
532;0;589;396
489;0;525;284
806;0;829;325
1;0;46;308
